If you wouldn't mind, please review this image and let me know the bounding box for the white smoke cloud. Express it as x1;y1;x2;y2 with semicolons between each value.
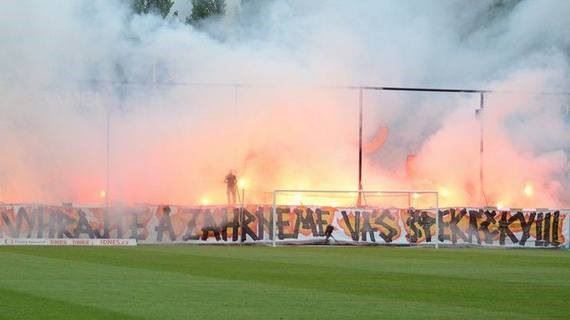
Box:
0;0;568;207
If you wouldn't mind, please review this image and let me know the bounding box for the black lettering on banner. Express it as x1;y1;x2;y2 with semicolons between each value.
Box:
419;211;435;243
255;207;272;241
241;209;258;241
316;209;329;236
405;209;422;243
47;211;59;238
291;208;302;238
200;210;222;241
535;213;543;247
130;212;147;240
74;210;95;238
438;210;450;242
19;207;35;238
219;208;239;242
276;207;294;240
296;208;318;237
0;210;14;236
498;211;518;245
35;207;49;238
511;211;535;246
182;209;201;241
341;210;360;241
0;210;4;238
543;212;551;247
467;210;482;244
155;206;176;242
215;208;228;241
0;210;15;236
552;211;560;246
360;211;377;242
55;211;75;238
1;207;35;238
101;209;112;239
449;209;468;244
374;209;397;243
479;210;498;244
6;204;567;247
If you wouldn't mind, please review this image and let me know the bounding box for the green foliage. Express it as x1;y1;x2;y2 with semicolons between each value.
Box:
131;0;174;19
186;0;226;25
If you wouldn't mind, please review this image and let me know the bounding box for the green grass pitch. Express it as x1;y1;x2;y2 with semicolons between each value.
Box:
1;245;569;319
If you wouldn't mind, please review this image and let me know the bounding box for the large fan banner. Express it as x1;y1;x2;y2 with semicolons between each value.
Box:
0;205;567;247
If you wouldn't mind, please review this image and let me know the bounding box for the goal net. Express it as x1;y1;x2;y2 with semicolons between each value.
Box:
270;189;439;247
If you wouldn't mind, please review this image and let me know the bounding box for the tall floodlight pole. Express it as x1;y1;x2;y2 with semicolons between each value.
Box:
105;105;111;210
479;92;486;206
357;87;364;207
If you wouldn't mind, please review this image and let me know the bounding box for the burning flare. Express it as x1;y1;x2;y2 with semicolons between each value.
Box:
523;183;534;198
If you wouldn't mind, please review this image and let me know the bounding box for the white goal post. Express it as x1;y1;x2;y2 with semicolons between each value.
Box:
271;189;439;247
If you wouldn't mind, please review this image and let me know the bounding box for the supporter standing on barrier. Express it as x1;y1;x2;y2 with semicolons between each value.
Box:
225;170;238;206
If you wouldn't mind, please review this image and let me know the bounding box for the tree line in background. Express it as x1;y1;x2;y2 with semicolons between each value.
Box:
130;0;226;25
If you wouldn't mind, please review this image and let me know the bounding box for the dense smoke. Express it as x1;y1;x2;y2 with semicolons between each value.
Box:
0;0;569;207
